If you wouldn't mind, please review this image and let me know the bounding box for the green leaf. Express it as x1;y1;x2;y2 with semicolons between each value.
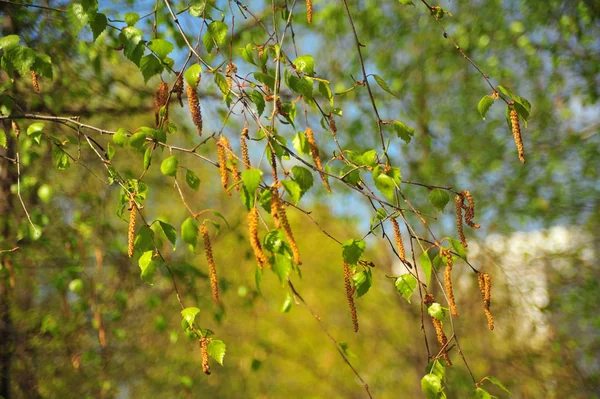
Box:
0;35;20;52
67;3;90;35
107;142;115;160
429;189;450;211
318;81;334;106
184;64;202;87
477;95;495;120
497;85;516;101
395;274;417;303
160;156;178;176
89;13;107;42
291;166;314;195
253;72;275;91
143;146;152;170
353;268;372;298
129;131;147;149
420;250;432;286
32;53;52;78
292;131;310;156
448;238;467;260
242;169;262;195
294;55;315;76
119;26;144;66
203;21;228;52
482;376;511;394
421;374;443;399
281;180;301;205
158;221;177;249
185;169;200;190
281;293;293;313
0;130;6;149
263;230;286;254
250;90;265;116
270;253;292;284
342;239;366;264
113;128;128;147
373;74;399;98
4;46;36;76
134;225;154;253
124;12;140;26
474;388;492;399
214;72;229;96
140;55;163;83
426;359;445;380
398;0;415;5
52;146;70;170
207;339;226;366
428;302;445;321
148;39;174;59
180;307;200;326
181;218;199;248
138;250;159;285
393;120;415;144
240;43;255;65
372;166;396;201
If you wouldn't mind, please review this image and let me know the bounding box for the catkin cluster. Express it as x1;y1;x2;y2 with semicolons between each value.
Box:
200;225;219;304
248;207;268;269
455;190;480;248
199;337;211;375
424;294;452;365
154;81;169;126
461;190;480;229
31;70;39;93
442;249;459;318
343;261;359;332
478;272;494;330
509;107;525;163
305;127;331;193
390;217;406;262
187;74;203;135
127;199;136;258
217;137;231;195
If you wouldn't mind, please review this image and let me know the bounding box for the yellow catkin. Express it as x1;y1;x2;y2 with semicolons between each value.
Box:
187;80;203;135
270;149;280;186
424;294;452;365
240;125;251;169
510;108;525;163
306;0;313;23
31;70;39;93
270;187;281;229
478;272;494;330
154;81;169;126
222;136;240;192
225;62;237;91
11;120;20;137
461;190;480;229
173;71;184;107
248;207;268;269
455;194;467;248
276;193;301;265
343;261;359;332
442;250;459;318
217;137;230;195
199;337;211;375
127;199;136;258
201;225;219;304
390;217;406;262
305;127;332;193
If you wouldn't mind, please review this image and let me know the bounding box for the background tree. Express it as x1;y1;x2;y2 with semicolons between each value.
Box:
0;0;598;398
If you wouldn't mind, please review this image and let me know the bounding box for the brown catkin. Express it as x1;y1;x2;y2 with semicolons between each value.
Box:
270;187;281;229
11;120;20;137
187;80;203;135
248;207;268;269
461;190;480;229
305;127;332;193
390;217;406;262
455;194;467;248
222;136;241;192
154;81;169;126
240;125;251;169
424;294;452;365
173;71;184;107
343;261;359;332
201;225;219;304
199;337;211;375
31;70;39;93
510;108;525;163
270;148;280;186
478;272;494;330
127;199;136;258
217;137;230;195
276;193;301;265
328;113;337;136
225;62;237;91
306;0;313;23
442;249;459;318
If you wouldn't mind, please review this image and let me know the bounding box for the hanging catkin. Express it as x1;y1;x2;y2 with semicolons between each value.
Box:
305;127;331;193
343;261;359;332
127;199;136;258
240;124;251;169
510;107;525;163
455;194;467;248
154;81;169;126
248;207;268;269
424;294;452;365
391;217;406;262
442;249;459;318
306;0;313;23
199;337;211;375
478;272;494;330
217;137;230;195
173;71;184;107
31;70;39;93
187;77;203;135
200;225;219;304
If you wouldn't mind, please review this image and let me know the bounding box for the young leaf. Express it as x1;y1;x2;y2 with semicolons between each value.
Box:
373;74;399;98
270;253;292;284
184;64;202;87
373;166;396;202
160;156;178;176
148;39;174;59
353;268;372;298
158;221;177;249
429;189;450;211
281;293;293;313
292;131;310;155
185;169;200;190
90;13;107;42
393;121;415;143
242;168;263;195
181;218;199;247
263;230;285;253
138;250;158;285
207;339;226;366
129;131;147;150
113;128;128;147
0;35;20;52
124;12;140;26
180;307;200;326
395;274;417;303
427;302;445;321
482;376;511;394
478;95;495;120
281;180;301;205
4;46;36;76
293;55;315;76
0;130;6;149
140;54;163;83
421;374;443;399
475;388;492;399
448;238;467;260
420;250;432;286
291;166;314;195
342;239;366;264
